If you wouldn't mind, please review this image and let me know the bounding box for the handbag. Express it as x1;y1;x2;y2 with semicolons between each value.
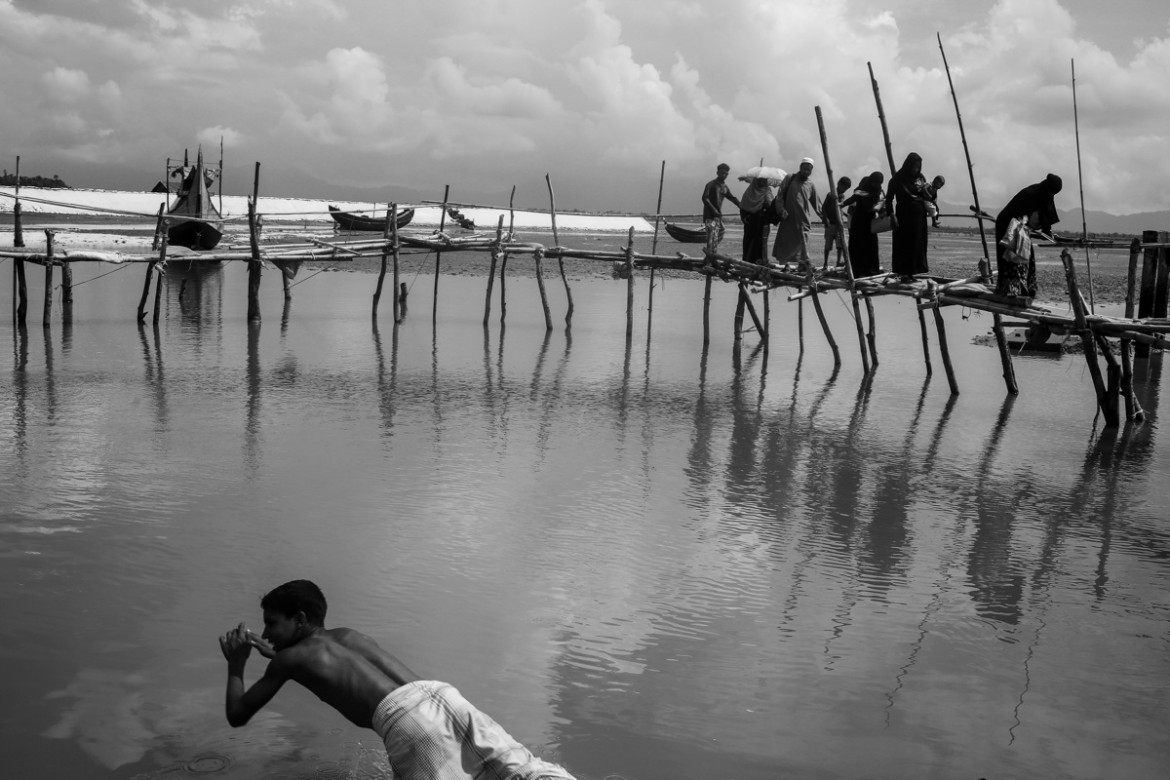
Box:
999;217;1032;264
871;214;895;234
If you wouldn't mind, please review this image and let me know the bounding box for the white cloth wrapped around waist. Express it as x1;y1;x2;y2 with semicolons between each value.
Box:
371;680;576;780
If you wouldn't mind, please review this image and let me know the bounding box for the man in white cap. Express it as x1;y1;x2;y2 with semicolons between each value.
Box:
772;157;821;271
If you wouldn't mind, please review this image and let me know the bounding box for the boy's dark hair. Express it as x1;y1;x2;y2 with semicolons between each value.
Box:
261;580;327;626
837;176;852;189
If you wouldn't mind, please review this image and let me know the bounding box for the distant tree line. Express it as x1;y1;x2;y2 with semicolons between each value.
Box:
1;171;69;188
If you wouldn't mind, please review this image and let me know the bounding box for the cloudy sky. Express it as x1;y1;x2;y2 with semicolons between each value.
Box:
1;0;1167;215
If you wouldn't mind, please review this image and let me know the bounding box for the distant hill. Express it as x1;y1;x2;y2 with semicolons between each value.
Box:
937;199;1170;237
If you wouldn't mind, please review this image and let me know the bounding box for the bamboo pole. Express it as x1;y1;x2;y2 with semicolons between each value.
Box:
246;163;263;323
137;260;157;324
13;155;27;325
61;237;73;323
546;174;574;327
42;231;54;328
152;235;166;327
1121;238;1144;419
1071;59;1096;313
798;298;805;351
816;105;869;373
733;279;745;341
15;251;28;326
392;203;402;323
373;202;394;316
434;185;449;326
151;203;166;252
500;186;515;325
808;267;841;366
648;160;665;331
533;246;553;331
931;304;959;395
702;273;712;346
939;33;1017;393
864;296;878;368
484;214;504;325
870;60;933;376
13;156;24;248
1063;250;1117;427
625;226;636;341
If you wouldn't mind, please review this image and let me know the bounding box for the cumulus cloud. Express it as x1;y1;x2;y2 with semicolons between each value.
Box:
0;0;1167;213
197;125;243;148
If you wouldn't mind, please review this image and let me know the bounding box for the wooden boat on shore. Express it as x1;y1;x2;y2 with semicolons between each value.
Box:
664;222;710;244
1002;320;1069;353
166;148;223;251
328;205;415;232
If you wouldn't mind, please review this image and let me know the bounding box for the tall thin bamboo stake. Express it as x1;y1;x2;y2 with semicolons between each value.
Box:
1072;58;1096;313
1122;238;1145;420
648;160;665;331
13;155;24;248
702;274;712;346
434;185;449;326
218;135;225;220
938;33;1018;394
484;214;505;325
152;236;167;327
816;105;870;373
42;231;54;328
13;156;25;326
392;202;402;323
137;261;156;323
246;162;263;323
807;271;841;366
931;303;959;395
61;237;73;323
545;174;574;326
373;202;394;316
869;61;933;375
533;247;553;331
625;226;636;341
500;186;515;325
864;296;878;367
1063;249;1116;427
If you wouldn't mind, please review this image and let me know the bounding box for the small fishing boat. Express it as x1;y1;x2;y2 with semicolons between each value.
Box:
1002;320;1069;353
328;205;415;232
664;222;711;244
166;148;223;251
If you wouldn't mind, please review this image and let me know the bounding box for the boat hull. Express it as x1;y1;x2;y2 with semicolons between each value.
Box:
167;219;223;251
665;222;710;244
329;206;415;232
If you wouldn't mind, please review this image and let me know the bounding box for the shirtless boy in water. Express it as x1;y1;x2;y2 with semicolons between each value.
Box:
219;580;575;780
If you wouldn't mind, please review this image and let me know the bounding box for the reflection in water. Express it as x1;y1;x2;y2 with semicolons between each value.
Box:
138;323;169;434
373;319;398;438
4;272;1169;780
12;325;29;476
169;262;225;345
967;394;1024;626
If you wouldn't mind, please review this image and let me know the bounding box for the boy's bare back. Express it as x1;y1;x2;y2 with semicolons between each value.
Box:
221;616;419;730
272;628;420;728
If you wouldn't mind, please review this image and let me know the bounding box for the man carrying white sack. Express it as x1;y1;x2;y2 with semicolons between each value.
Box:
219;579;577;780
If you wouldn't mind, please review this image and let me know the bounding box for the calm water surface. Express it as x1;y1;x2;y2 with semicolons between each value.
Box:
2;258;1168;780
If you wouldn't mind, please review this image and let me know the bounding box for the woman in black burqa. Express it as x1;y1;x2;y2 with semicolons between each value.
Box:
994;173;1062;299
885;152;929;280
842;171;884;277
738;176;774;265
